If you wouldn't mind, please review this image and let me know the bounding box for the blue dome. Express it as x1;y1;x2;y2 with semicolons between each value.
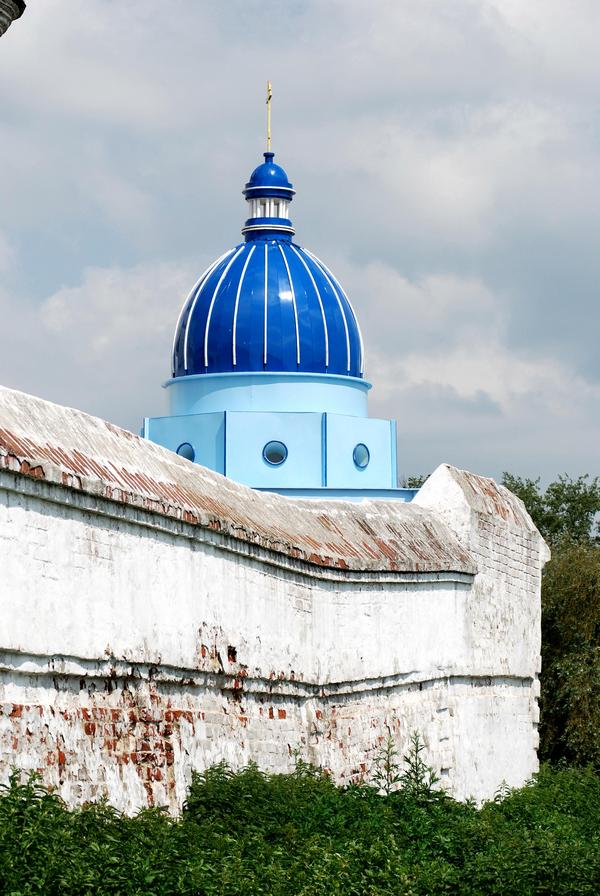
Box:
172;152;364;379
172;240;364;378
244;151;295;199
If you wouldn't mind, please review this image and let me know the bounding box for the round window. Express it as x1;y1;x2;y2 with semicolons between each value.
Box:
263;440;288;466
353;443;370;469
176;442;195;462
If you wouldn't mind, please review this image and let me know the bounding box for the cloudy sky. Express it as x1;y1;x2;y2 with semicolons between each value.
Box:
0;0;598;482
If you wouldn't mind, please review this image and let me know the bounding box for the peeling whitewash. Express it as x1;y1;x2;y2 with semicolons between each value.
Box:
0;386;549;812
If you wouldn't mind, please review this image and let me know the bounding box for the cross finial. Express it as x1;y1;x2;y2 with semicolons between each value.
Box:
266;81;273;151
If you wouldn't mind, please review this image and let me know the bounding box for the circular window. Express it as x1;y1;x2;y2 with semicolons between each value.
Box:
176;442;195;462
353;443;370;469
263;440;288;466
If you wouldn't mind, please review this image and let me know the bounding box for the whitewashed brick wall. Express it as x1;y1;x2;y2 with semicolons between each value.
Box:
0;461;548;812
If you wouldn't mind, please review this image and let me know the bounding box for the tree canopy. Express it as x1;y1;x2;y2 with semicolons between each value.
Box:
502;472;600;766
501;473;600;545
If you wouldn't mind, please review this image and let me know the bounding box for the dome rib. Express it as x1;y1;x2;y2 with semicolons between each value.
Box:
289;244;329;369
203;245;246;369
262;242;268;367
232;244;256;368
172;248;235;376
330;265;366;377
277;244;300;366
303;248;351;374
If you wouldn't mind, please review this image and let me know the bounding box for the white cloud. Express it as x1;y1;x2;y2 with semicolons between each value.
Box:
0;260;200;427
343;260;571;413
0;0;599;480
40;262;189;357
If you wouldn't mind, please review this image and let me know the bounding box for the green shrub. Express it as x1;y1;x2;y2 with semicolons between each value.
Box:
0;762;598;895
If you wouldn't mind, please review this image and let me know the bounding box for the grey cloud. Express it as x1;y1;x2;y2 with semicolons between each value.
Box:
0;0;599;482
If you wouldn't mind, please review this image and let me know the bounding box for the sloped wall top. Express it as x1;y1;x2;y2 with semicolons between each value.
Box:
0;385;476;575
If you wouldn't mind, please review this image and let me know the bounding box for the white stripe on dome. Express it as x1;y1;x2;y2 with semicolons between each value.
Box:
328;271;365;376
289;244;329;368
179;249;235;373
278;244;301;366
304;248;351;373
203;245;246;369
263;243;268;365
232;244;256;367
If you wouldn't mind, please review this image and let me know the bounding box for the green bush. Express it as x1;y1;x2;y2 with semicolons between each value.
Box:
0;762;598;895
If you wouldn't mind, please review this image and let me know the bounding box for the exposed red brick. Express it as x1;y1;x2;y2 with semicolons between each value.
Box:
278;709;286;720
143;782;155;807
171;709;193;724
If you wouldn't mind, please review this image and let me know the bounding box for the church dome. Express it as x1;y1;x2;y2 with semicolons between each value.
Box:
244;151;295;198
172;153;364;379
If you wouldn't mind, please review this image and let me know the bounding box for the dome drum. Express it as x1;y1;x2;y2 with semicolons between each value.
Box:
164;371;370;418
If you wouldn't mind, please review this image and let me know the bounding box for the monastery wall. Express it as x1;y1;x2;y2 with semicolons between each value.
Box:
0;387;549;812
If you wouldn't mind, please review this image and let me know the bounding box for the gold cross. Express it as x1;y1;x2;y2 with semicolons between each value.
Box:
266;81;273;151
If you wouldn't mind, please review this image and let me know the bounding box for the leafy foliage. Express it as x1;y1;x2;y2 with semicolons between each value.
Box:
502;472;600;766
539;542;600;766
400;474;430;489
371;731;441;800
0;762;599;894
370;734;403;795
501;472;600;545
397;731;441;801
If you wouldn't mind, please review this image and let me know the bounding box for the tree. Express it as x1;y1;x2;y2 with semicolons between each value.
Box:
501;473;600;544
401;474;430;489
502;472;600;766
539;542;600;766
